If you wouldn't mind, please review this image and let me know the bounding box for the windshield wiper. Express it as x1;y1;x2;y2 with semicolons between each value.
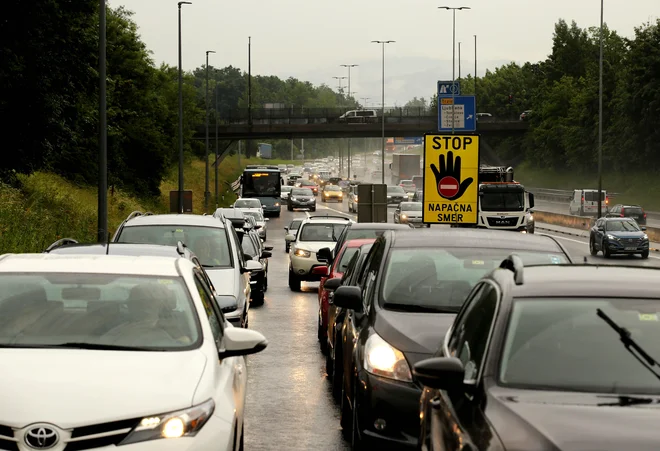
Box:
383;303;458;314
0;342;155;351
597;308;660;381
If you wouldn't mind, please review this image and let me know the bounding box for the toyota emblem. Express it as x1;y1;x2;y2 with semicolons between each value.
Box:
25;426;59;449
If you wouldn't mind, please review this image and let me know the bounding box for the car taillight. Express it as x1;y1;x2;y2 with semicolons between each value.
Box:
644;213;647;218
620;214;624;217
606;197;609;205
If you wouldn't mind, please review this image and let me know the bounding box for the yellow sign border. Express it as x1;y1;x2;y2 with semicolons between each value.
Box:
422;133;480;225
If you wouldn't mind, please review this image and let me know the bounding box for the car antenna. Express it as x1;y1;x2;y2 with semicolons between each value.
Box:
583;256;587;264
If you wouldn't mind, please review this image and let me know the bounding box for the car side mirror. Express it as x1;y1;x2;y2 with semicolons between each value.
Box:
642;226;647;231
323;277;342;292
332;286;363;312
264;246;274;251
218;327;268;359
253;225;262;230
265;218;270;221
243;253;253;261
261;251;272;259
312;265;329;275
285;234;295;242
317;247;333;263
242;260;263;274
597;226;604;231
229;204;234;208
528;192;535;209
413;357;466;390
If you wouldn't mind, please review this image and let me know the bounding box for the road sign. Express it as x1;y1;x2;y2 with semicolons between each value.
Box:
357;184;388;223
393;137;423;145
422;134;480;224
437;80;461;96
437;96;476;132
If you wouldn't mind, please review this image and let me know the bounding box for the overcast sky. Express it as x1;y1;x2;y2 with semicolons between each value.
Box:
114;0;658;105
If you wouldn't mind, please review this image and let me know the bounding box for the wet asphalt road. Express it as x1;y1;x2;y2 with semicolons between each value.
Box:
242;193;660;451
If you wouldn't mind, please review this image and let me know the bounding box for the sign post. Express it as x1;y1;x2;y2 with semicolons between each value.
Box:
422;134;479;225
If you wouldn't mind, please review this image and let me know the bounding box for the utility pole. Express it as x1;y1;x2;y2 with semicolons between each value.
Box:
458;42;462;80
204;50;215;213
98;0;107;242
248;37;252;160
474;35;477;110
214;68;220;209
597;0;604;219
372;40;395;184
177;1;192;213
341;64;358;180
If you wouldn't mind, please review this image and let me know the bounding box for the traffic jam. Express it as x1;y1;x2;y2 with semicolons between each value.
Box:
1;137;660;451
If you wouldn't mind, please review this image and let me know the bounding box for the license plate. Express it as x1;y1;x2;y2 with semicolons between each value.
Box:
625;247;636;251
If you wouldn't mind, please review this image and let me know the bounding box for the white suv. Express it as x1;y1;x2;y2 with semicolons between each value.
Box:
287;215;353;291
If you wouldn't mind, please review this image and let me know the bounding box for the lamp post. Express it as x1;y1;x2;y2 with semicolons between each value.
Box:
438;6;470;134
597;0;604;219
204;50;216;213
361;97;370;170
333;76;347;174
214;68;220;209
474;35;477;110
177;1;192;213
98;0;107;242
372;40;395;184
341;64;358;180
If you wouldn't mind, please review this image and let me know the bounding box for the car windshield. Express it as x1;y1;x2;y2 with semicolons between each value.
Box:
624;207;644;215
480;191;525;211
337;248;359;273
381;248;569;312
281;186;292;192
299;223;347;242
605;220;640;232
500;298;660;395
388;186;405;194
0;273;200;350
242;211;264;221
235;199;262;208
242;236;258;256
401;202;422;211
117;225;232;268
325;185;341;191
292;188;313;196
289;220;302;230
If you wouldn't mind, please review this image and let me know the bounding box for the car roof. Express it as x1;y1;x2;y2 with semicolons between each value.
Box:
509;265;660;299
302;217;352;225
0;254;187;277
344;238;377;248
602;217;636;222
389;229;566;253
47;243;189;258
123;214;224;228
346;222;410;230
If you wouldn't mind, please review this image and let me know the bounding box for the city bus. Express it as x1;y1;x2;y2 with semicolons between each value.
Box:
240;165;284;217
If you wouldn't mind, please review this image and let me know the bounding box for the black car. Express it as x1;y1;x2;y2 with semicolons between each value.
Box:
415;259;660;451
241;228;272;305
43;239;247;328
288;187;317;211
317;222;412;265
607;204;647;226
387;185;407;205
332;229;573;449
589;217;649;259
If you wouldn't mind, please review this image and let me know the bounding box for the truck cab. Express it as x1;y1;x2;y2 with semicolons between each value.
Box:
476;166;535;233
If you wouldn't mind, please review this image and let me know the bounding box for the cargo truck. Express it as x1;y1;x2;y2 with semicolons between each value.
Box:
257;143;273;159
390;153;421;185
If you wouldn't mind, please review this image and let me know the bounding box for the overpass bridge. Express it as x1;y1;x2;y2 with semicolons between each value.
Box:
195;107;529;140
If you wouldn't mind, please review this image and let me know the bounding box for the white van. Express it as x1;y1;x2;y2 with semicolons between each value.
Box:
338;109;378;123
569;189;608;216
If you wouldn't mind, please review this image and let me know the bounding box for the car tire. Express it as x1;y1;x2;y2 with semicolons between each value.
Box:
318;316;327;355
589;237;598;256
602;242;611;258
275;212;280;218
351;382;368;449
331;336;343;400
311;207;316;212
285;244;289;253
238;422;244;451
288;205;293;211
263;274;268;292
340;382;352;438
263;234;267;241
251;290;265;305
641;250;650;259
288;269;302;291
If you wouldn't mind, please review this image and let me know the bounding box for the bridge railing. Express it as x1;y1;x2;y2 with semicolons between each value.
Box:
218;107;435;124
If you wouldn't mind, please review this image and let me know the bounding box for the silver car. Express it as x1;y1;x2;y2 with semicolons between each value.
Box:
394;201;427;227
240;208;269;241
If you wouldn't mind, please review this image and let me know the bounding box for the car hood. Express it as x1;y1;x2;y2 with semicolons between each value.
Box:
373;309;456;366
488;388;660;451
606;231;646;239
295;241;336;253
0;349;206;428
401;211;423;216
205;267;236;296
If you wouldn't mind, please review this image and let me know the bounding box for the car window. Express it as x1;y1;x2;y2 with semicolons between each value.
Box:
337;248;359;273
193;274;223;345
228;225;245;268
234;199;261;208
242;235;258;256
242;211;264;221
117;225;232;268
387;186;405;194
380;247;568;312
325;185;340;191
400;202;422;211
605;220;640;231
298;223;347;242
362;241;385;313
500;298;660;395
0;273;200;350
289;220;302;230
447;284;499;380
625;207;643;215
292;189;313;196
584;191;606;202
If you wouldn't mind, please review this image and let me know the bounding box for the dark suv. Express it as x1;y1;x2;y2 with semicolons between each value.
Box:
607;204;647;226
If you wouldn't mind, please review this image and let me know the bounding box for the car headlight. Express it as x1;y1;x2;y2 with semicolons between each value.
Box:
607;234;618;240
294;249;311;258
324;192;329;196
338;192;343;196
401;214;407;219
354;196;358;202
275;202;280;207
119;399;215;445
528;214;534;222
364;333;412;382
643;234;649;240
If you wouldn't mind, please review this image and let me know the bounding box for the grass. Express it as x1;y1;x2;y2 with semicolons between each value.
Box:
515;162;660;211
0;154;303;253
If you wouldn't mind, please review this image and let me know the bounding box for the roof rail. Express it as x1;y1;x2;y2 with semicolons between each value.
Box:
125;211;154;221
45;238;79;253
307;215;351;221
500;254;524;285
176;241;188;257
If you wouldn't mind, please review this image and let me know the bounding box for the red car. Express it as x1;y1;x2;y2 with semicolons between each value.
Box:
314;238;375;355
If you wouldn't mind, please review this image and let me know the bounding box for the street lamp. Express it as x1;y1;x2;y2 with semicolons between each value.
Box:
98;0;107;242
177;1;192;214
597;0;604;218
438;6;470;134
215;68;220;209
205;50;216;213
341;64;358;180
372;40;395;184
333;76;347;174
361;97;371;169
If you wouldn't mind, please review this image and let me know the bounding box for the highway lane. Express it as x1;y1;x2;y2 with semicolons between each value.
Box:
533;199;660;228
242;195;660;450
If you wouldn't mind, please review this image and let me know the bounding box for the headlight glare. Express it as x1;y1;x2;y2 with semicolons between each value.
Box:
294;249;311;258
607;234;617;240
120;399;215;445
364;333;412;382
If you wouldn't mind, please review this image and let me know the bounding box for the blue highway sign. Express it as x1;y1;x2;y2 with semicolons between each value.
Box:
437;95;476;132
437;80;461;96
